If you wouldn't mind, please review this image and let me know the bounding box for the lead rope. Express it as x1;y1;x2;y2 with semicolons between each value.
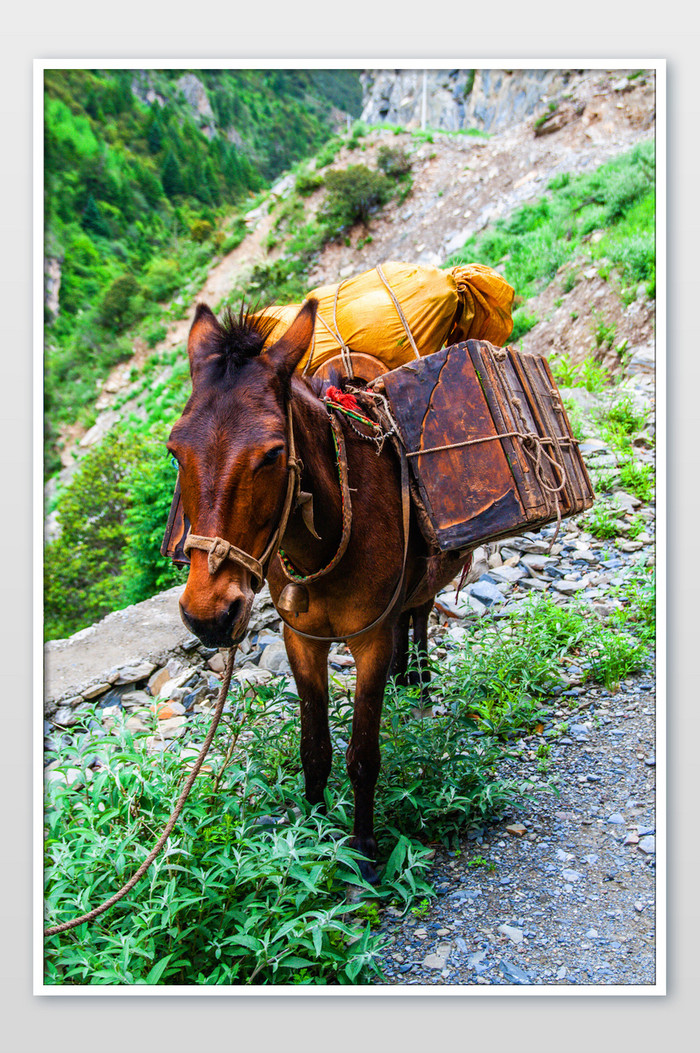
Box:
44;647;237;938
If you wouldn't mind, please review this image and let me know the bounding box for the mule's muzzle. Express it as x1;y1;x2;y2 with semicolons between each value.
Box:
179;596;251;649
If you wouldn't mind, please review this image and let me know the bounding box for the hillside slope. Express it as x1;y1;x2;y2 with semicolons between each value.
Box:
58;69;653;465
44;67;656;642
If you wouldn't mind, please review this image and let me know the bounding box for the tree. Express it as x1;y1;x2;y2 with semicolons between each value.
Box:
161;149;184;198
97;273;141;331
44;431;143;640
81;194;110;237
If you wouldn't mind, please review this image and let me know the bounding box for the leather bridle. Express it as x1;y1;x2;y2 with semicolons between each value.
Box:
183;402;303;593
183;395;413;642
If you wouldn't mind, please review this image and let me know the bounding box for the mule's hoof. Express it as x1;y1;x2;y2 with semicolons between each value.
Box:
357;857;381;885
350;836;380;884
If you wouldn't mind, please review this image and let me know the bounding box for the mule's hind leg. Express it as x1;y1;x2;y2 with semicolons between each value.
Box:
389;609;411;686
411;597;435;704
346;626;395;883
283;628;332;805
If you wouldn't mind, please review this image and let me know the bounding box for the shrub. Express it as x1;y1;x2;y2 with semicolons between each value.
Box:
319;165;393;234
142;259;183;303
44;430;144;640
120;441;188;606
145;323;168;348
376;145;412;179
295;170;324;196
97;274;143;332
189;219;214;243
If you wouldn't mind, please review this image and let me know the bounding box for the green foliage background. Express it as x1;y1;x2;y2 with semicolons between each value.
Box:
44;68;362;475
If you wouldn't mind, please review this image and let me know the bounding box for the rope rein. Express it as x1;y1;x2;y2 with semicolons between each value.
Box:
278;410;353;584
44;648;237;938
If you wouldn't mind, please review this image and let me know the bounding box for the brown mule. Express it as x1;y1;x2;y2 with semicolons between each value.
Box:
168;299;470;880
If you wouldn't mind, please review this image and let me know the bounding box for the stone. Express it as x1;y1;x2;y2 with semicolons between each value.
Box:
155;715;188;740
608;813;625;824
52;707;78;727
121;690;151;709
147;666;171;696
498;960;531;984
466;579;505;607
113;662;157;686
150;700;187;720
422;943;452;969
519;576;550;591
489;565;528;584
562;869;582;882
521;553;554;572
206;652;227;674
637;836;655;855
82;682;111;700
613;490;642;512
258;642;293;676
498;924;524;944
45;766;92;790
553;578;589;594
232;667;275;688
506;823;527;837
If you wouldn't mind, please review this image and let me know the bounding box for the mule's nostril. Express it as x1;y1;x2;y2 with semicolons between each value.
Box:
224;598;243;634
178;595;249;648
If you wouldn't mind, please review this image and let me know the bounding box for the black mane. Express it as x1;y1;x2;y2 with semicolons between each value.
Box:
208;303;281;382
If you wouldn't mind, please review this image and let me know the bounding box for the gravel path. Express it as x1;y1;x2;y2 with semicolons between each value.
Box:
372;671;657;986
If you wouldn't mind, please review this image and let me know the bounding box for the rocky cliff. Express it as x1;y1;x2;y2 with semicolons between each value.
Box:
361;68;590;133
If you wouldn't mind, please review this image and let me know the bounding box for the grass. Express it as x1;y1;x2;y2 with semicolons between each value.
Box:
551;353;610;393
448;141;655;304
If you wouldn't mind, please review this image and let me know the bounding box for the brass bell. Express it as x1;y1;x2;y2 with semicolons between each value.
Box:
277;583;309;614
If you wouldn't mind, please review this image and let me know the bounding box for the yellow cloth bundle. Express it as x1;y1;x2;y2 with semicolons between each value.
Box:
254;260;514;375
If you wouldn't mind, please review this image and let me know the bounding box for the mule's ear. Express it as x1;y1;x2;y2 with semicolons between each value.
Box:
264;299;317;383
187;303;221;384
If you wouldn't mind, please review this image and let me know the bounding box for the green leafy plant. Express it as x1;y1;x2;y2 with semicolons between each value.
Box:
376;145;412;179
319;165;393;234
582;497;623;539
617;458;655;503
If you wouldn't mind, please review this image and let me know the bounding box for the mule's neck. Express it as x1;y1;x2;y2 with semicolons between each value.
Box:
279;380;344;575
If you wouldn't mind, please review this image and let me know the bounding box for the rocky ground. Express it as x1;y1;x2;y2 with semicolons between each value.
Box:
372;670;656;986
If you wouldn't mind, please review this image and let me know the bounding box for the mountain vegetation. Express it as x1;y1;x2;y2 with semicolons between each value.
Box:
44;68;362;473
43;73;655;643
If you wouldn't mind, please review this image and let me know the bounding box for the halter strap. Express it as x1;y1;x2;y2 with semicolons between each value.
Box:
183;402;302;592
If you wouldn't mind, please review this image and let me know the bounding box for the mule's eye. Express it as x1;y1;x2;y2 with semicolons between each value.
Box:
262;445;284;466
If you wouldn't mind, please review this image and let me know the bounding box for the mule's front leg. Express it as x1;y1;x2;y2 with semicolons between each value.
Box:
283;628;332;805
347;627;394;883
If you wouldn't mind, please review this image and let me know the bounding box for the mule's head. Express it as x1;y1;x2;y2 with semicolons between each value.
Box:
167;299;316;647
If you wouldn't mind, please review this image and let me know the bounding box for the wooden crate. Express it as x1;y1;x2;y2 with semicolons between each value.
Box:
376;339;594;551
